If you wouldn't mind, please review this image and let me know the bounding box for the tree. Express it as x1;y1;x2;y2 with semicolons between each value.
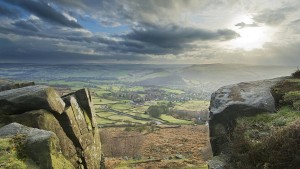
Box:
147;105;162;118
146;104;170;118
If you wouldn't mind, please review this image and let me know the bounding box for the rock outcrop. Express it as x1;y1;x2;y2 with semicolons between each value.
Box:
0;123;74;169
0;84;101;169
209;77;284;155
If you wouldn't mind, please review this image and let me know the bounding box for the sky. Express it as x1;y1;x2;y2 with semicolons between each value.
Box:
0;0;300;65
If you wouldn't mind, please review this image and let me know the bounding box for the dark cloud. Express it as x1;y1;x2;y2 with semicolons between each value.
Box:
126;24;239;49
13;20;40;32
4;0;82;28
0;38;145;63
0;0;299;64
235;22;258;29
253;7;295;25
0;3;21;18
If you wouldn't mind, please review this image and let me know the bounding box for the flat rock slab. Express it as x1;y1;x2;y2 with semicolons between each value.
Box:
0;85;65;114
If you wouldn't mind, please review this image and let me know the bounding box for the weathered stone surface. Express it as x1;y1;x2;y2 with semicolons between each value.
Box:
60;106;82;142
0;123;74;169
61;89;101;169
0;84;101;169
209;77;285;155
9;109;78;167
75;88;97;128
63;95;89;134
209;78;284;115
0;85;65;114
60;89;101;169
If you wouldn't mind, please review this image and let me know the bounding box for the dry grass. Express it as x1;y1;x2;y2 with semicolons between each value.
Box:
101;125;211;168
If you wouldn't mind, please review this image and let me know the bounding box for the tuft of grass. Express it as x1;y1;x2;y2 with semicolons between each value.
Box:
236;106;299;130
292;68;300;78
283;91;300;110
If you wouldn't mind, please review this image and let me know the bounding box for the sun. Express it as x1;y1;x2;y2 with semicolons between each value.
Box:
224;14;274;51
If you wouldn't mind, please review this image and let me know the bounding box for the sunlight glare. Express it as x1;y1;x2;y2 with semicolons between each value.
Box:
224;14;274;50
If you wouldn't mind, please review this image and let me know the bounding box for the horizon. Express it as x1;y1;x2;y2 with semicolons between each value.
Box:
0;62;298;67
1;0;300;65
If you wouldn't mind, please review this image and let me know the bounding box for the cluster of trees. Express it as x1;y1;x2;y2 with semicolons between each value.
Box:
146;102;174;118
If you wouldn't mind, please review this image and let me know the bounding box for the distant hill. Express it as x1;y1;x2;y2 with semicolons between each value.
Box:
0;63;295;99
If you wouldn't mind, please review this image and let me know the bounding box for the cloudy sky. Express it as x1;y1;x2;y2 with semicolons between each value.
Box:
0;0;300;65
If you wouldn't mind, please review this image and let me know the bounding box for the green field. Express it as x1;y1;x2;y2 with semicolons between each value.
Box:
161;88;185;94
57;83;209;126
93;98;118;105
160;114;194;124
96;117;115;124
94;90;111;96
108;115;147;124
174;100;209;112
111;103;133;110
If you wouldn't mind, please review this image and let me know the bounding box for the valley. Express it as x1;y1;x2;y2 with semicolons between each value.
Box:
0;63;295;168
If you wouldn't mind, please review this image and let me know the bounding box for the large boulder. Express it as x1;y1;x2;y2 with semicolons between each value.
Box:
0;85;65;114
209;77;284;155
9;109;78;167
0;123;74;169
209;78;284;115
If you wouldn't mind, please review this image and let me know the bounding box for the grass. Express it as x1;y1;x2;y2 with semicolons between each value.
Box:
182;164;208;169
0;135;29;169
126;86;144;91
111;104;133;110
97;111;116;118
230;120;300;169
174;100;209;112
126;112;151;118
108;115;146;124
94;90;111;96
161;88;185;94
96;117;115;124
237;106;300;128
131;106;149;113
227;77;300;168
160;114;194;124
93;98;118;105
108;159;208;169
